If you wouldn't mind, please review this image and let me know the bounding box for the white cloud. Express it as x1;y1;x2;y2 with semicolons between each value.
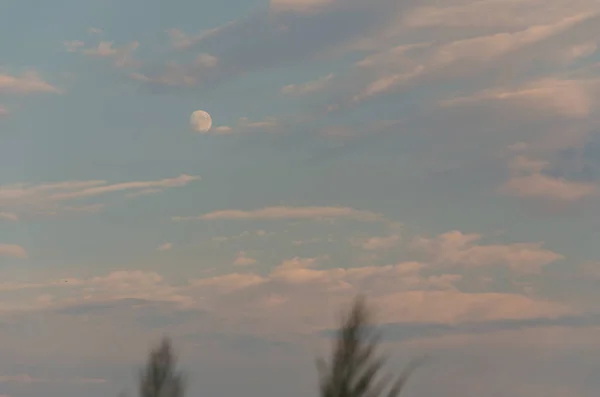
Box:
166;23;234;50
63;40;85;52
401;0;599;29
183;256;570;334
411;230;563;274
82;41;140;68
501;154;597;203
349;12;597;102
0;244;28;259
174;206;386;222
442;78;600;118
213;125;233;134
238;117;278;130
157;242;173;252
0;71;61;94
0;212;18;221
233;251;257;266
270;0;336;13
47;174;198;201
563;41;597;62
130;52;218;88
131;62;198;87
360;234;402;250
0;174;199;219
282;73;334;95
195;53;218;68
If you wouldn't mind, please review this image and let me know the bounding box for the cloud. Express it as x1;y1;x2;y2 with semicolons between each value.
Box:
324;313;600;343
183;256;570;335
401;0;599;30
0;212;18;221
130;53;219;88
0;244;28;259
359;234;401;250
270;0;337;14
501;153;598;203
0;174;199;219
132;0;403;92
174;206;386;222
233;252;258;266
0;71;61;94
46;174;198;201
82;41;140;68
282;73;335;95
442;78;600;118
63;40;85;52
411;230;563;273
213;125;233;134
166;23;235;50
203;117;278;135
157;242;173;252
0;242;573;345
349;12;597;103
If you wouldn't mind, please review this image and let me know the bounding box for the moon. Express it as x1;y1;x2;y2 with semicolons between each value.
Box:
190;110;212;133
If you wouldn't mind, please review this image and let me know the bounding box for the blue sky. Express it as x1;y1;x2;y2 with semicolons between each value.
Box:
2;0;600;396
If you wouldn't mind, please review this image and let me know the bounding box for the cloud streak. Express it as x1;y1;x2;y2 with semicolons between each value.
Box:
0;71;60;94
174;206;386;222
0;174;199;219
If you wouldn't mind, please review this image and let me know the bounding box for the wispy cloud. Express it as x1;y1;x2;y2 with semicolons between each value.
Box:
282;73;335;96
411;230;563;274
359;234;401;250
233;251;258;266
64;40;85;53
0;71;61;94
166;23;235;50
0;174;199;219
0;244;28;259
501;153;598;203
442;78;600;118
0;212;18;221
174;206;387;222
82;41;140;68
156;242;173;252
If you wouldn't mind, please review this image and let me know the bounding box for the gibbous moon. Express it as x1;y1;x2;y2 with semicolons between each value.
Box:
190;110;213;133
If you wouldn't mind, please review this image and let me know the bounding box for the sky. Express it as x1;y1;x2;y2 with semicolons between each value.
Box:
1;0;600;396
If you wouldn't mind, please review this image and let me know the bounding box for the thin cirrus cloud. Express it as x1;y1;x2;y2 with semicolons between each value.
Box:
0;174;199;218
0;71;61;94
346;12;598;104
441;78;600;118
0;244;28;259
173;206;387;222
282;73;335;96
